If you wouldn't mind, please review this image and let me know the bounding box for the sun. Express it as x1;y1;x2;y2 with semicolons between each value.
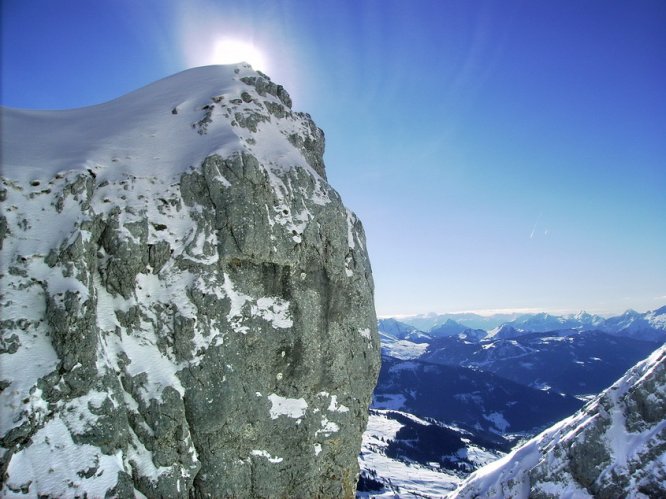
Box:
211;38;268;72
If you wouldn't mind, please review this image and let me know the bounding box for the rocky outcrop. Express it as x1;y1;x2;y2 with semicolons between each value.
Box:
451;344;666;498
0;64;380;497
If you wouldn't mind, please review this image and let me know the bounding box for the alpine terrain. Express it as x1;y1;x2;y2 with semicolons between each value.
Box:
0;64;380;497
453;343;666;497
358;311;664;496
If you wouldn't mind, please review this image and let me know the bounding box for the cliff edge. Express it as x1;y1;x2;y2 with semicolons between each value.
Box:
0;64;380;497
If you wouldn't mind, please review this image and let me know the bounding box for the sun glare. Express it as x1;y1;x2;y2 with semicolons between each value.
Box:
211;39;268;72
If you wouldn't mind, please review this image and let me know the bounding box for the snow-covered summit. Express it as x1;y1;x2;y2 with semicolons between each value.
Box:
601;306;666;342
1;64;322;184
505;311;605;333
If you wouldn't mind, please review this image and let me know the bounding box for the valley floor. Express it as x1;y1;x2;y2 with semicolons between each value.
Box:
357;410;503;498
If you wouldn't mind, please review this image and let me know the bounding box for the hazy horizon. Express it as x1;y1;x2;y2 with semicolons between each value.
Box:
378;303;666;320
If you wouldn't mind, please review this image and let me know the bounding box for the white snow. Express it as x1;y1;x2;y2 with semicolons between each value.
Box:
118;325;186;401
463;445;505;469
395;411;432;426
648;308;666;328
316;416;340;436
251;450;283;463
483;411;510;433
452;435;541;498
327;395;350;413
4;418;124;496
221;273;295;333
1;64;317;185
222;272;252;334
61;390;112;435
251;297;293;329
382;339;428;360
358;411;461;497
534;481;594;498
345;209;356;249
267;394;308;420
0;331;58;436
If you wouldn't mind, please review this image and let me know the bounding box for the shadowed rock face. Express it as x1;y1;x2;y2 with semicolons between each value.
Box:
0;65;380;498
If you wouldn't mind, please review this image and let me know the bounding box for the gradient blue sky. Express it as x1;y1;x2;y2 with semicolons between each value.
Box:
2;0;665;316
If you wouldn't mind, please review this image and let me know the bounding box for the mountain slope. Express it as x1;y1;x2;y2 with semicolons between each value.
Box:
422;331;660;396
601;306;666;342
357;411;466;497
377;318;426;341
0;64;380;497
377;319;431;360
357;409;509;497
452;344;666;498
429;319;468;338
373;356;583;436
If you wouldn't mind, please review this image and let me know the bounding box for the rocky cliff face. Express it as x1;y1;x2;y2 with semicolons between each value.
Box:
451;344;666;498
0;64;380;497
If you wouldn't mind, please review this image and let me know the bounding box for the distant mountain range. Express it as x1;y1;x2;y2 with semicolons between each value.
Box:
393;306;666;341
379;307;664;398
396;312;524;332
360;307;665;496
377;318;432;342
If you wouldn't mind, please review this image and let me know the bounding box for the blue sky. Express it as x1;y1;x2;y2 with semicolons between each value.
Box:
2;0;665;316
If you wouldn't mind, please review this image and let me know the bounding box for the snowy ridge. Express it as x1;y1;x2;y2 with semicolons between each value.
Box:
451;344;666;498
395;308;665;341
600;306;666;342
3;65;318;183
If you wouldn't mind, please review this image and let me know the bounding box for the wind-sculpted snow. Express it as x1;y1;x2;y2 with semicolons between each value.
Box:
0;64;380;497
452;344;666;498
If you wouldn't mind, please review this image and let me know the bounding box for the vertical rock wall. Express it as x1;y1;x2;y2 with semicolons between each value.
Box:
0;65;381;497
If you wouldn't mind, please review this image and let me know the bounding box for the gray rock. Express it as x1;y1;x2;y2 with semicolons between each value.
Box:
0;66;380;497
0;215;9;250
